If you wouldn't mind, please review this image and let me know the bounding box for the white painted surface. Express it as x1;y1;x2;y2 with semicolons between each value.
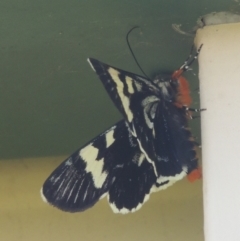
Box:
195;23;240;241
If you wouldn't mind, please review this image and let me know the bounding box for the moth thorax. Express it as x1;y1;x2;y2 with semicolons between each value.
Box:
153;76;179;102
175;76;192;106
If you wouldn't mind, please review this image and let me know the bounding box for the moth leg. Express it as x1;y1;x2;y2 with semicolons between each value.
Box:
186;107;206;112
194;141;202;148
191;115;201;119
183;106;206;119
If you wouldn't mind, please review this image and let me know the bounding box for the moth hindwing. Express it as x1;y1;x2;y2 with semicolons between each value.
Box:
41;51;201;214
41;120;157;214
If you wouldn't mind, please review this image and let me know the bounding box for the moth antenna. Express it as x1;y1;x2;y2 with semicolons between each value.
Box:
126;26;150;79
179;44;203;72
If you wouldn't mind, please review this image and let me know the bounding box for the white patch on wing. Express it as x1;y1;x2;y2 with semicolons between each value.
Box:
133;152;146;166
143;112;153;130
157;156;169;162
67;179;79;202
105;129;115;148
124;122;137;147
40;188;48;203
61;178;73;199
56;178;66;193
131;123;137;137
125;76;134;94
134;81;142;91
150;102;158;119
108;193;150;214
151;168;187;192
87;58;95;71
108;67;133;122
74;179;84;203
142;96;159;132
82;182;90;201
158;82;170;97
100;192;107;200
79;145;107;189
138;153;146;166
142;96;159;107
136;137;158;177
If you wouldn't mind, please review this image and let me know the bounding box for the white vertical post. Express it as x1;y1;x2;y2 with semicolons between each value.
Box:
195;23;240;241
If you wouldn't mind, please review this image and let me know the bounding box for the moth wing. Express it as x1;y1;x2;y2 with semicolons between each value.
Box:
152;102;200;190
88;58;161;169
41;124;119;212
41;120;157;213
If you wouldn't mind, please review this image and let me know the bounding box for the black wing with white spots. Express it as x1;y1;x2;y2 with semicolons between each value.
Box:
41;120;156;214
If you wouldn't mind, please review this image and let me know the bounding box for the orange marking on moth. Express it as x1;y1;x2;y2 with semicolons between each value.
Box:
172;69;192;106
187;168;202;182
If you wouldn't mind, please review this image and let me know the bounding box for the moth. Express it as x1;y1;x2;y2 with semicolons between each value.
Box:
41;45;203;214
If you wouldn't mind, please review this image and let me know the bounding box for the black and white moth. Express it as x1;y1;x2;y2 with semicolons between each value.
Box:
41;47;202;214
